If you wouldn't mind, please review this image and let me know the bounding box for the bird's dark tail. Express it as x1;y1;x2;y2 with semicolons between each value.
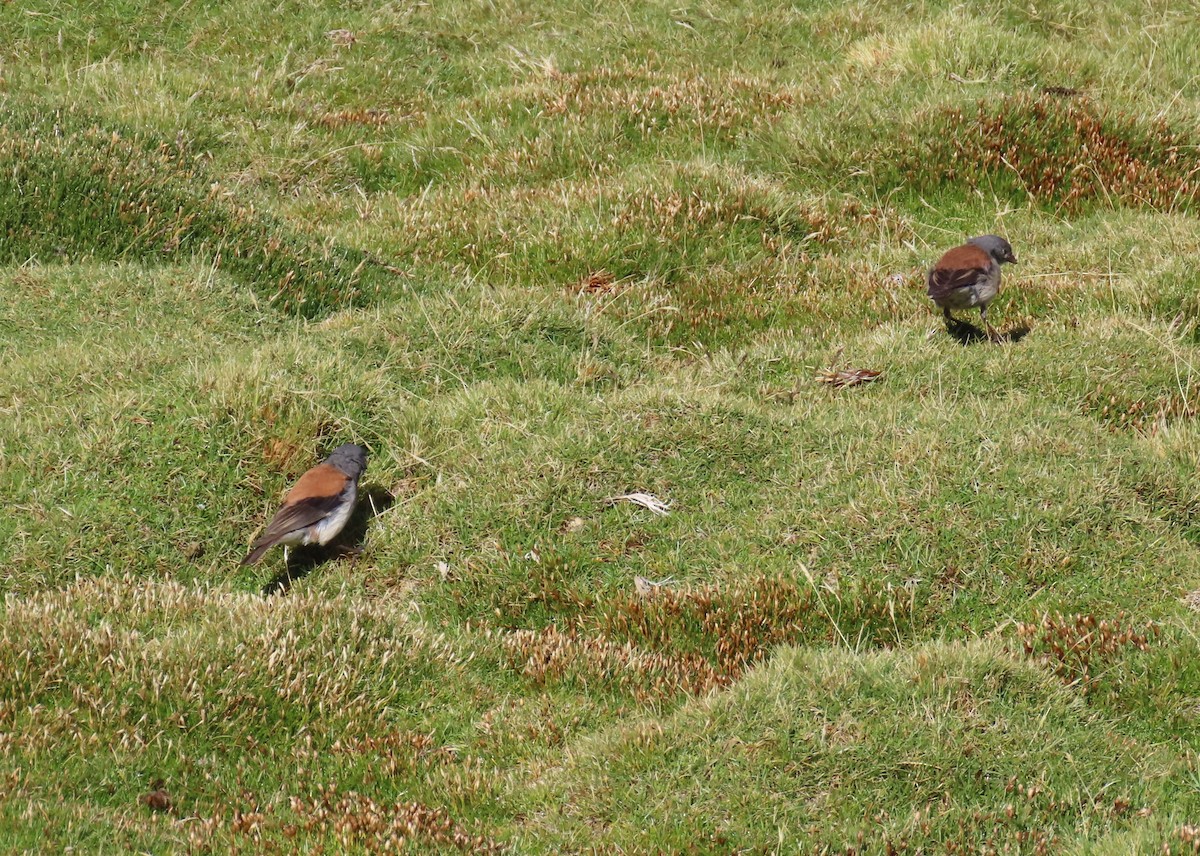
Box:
241;540;274;565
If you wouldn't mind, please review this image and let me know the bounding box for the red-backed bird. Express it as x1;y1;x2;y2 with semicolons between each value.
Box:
242;443;368;565
927;234;1018;329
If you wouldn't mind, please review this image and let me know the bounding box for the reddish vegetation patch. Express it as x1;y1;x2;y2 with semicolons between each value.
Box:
497;574;909;699
592;576;817;676
185;786;503;853
503;625;727;699
309;108;422;130
282;791;500;853
260;435;305;469
1083;383;1199;434
1015;611;1159;693
904;94;1200;212
327;730;461;779
1171;824;1200;854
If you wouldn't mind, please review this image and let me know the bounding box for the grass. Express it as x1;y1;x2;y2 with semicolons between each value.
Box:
4;0;1200;852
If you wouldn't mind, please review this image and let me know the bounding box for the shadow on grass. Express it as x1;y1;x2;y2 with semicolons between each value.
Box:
944;317;1032;346
262;484;396;596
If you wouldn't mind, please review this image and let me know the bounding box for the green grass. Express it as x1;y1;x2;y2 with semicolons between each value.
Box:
4;0;1200;852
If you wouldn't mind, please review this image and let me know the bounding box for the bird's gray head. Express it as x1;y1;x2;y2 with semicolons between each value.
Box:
325;443;369;480
967;235;1018;265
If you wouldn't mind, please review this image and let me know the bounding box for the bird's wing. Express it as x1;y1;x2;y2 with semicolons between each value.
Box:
927;265;989;300
251;493;347;547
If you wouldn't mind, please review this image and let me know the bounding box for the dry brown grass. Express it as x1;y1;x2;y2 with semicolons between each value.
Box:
535;65;802;133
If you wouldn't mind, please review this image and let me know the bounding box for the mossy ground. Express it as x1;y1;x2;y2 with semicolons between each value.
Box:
4;1;1200;852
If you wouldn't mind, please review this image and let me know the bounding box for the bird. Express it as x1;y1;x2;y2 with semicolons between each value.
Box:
926;235;1018;332
241;443;368;566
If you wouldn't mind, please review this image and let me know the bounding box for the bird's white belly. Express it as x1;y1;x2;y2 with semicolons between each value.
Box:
312;485;357;545
945;280;999;310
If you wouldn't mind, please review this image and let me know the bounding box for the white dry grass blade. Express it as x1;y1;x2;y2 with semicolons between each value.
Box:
634;575;676;598
604;492;672;515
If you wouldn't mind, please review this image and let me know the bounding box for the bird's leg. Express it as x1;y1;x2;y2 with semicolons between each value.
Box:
943;306;953;324
283;546;290;568
981;306;997;341
333;543;365;560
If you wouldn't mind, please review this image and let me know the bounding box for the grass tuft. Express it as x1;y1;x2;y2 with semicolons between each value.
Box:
0;104;396;317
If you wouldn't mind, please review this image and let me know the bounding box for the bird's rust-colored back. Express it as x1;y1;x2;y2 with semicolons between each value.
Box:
936;243;990;271
927;243;992;299
283;462;349;505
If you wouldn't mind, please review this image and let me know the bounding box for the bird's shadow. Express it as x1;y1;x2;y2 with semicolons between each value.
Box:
944;317;1031;346
261;484;396;596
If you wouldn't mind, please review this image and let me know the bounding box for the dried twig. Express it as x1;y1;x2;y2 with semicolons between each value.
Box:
815;367;882;389
1043;85;1082;97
